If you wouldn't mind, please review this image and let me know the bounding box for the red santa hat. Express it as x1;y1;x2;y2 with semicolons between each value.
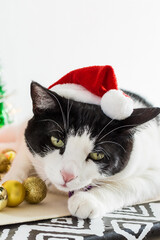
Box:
48;65;133;120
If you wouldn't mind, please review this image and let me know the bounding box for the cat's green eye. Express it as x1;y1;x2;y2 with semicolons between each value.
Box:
89;152;104;161
51;136;64;148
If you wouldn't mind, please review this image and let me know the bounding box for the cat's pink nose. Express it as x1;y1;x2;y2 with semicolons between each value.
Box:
61;170;75;183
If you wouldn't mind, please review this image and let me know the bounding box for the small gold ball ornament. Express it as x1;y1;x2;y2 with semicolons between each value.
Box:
24;177;47;204
0;153;10;173
2;149;15;154
0;186;8;211
2;180;25;207
4;150;16;162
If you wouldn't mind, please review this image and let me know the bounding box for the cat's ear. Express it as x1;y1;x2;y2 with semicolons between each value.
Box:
30;82;60;114
119;107;160;130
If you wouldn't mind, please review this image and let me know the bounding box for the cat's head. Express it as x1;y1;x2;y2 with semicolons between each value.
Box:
25;82;160;192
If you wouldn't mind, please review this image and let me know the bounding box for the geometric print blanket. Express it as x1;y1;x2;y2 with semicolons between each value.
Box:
1;200;160;240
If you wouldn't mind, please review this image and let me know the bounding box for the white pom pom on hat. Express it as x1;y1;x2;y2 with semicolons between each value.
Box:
101;89;134;120
49;65;134;120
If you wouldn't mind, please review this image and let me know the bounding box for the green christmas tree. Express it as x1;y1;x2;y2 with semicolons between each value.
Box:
0;71;13;128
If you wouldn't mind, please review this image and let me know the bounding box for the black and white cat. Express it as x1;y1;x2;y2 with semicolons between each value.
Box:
1;82;160;219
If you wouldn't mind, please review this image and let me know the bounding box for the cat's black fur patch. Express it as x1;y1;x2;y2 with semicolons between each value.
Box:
25;83;160;176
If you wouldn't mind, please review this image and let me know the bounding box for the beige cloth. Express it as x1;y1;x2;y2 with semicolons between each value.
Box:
0;192;69;226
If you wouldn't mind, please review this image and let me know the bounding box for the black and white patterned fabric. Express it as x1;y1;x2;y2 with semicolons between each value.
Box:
0;200;160;240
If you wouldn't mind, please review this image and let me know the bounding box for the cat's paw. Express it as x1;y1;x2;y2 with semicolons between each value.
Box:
68;192;104;219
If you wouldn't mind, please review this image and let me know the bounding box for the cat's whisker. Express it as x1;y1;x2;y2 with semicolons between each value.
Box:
49;92;67;132
39;119;63;133
36;177;50;189
105;183;123;195
94;178;122;193
97;141;126;153
91;182;102;188
67;99;73;131
96;147;110;159
42;144;53;153
34;167;54;183
97;119;114;139
98;124;137;142
67;98;70;131
35;163;56;178
48;129;63;134
25;139;36;155
98;177;123;185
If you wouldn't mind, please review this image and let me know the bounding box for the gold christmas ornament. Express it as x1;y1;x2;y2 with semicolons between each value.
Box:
0;149;16;174
2;180;25;207
2;149;15;154
4;150;16;162
24;177;47;204
0;186;8;211
0;153;10;173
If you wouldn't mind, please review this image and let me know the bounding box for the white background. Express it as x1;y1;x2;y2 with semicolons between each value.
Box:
0;0;160;123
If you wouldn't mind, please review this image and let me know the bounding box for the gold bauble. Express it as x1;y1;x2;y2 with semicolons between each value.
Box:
0;186;8;210
0;154;10;173
4;151;16;162
2;180;25;207
2;149;15;154
24;177;47;204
